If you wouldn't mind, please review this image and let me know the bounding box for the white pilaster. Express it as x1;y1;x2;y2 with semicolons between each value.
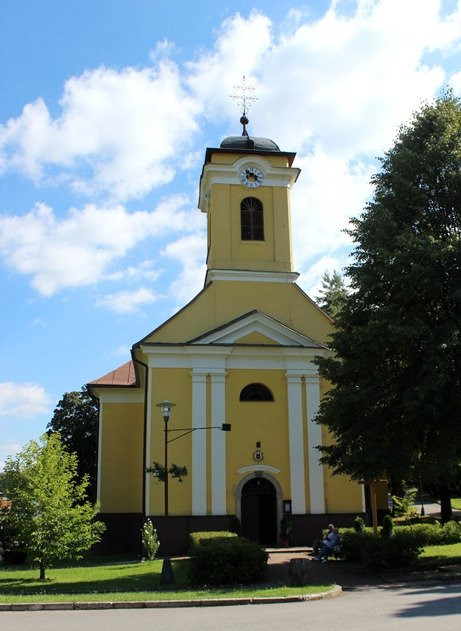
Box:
286;371;306;513
305;374;325;513
96;402;103;503
145;367;153;515
191;370;208;515
210;371;227;515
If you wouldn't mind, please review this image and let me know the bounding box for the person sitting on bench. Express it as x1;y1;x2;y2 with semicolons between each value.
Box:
314;524;340;563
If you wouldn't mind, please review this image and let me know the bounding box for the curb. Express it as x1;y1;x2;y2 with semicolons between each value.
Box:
0;585;342;611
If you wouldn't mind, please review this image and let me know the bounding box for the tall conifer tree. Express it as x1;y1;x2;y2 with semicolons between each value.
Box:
316;94;461;521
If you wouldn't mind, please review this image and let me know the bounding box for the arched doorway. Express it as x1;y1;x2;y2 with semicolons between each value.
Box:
240;477;277;545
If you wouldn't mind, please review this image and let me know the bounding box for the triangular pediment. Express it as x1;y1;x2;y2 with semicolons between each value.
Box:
189;310;325;348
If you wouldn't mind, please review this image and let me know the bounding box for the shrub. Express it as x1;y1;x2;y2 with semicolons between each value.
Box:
340;528;422;570
141;519;159;560
381;515;394;538
394;521;461;546
353;516;366;534
189;530;238;553
189;537;268;585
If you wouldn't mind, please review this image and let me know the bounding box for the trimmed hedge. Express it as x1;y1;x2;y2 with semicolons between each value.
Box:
189;536;268;586
189;530;238;553
340;520;461;571
341;530;422;570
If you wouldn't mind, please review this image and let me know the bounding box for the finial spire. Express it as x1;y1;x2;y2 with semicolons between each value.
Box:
230;75;258;137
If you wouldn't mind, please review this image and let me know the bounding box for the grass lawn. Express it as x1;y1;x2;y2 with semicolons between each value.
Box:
418;542;461;568
0;558;332;604
451;497;461;510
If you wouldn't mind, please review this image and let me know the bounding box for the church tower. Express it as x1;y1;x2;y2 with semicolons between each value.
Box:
199;118;300;283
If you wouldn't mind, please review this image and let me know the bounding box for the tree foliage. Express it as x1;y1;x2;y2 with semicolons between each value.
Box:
316;94;461;496
0;434;105;579
315;270;349;320
47;386;98;501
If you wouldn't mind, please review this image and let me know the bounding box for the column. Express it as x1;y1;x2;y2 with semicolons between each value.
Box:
144;366;153;515
191;370;207;515
286;371;306;513
210;371;227;515
96;402;104;503
305;374;325;513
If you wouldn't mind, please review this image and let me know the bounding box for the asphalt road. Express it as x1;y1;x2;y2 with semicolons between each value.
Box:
1;582;460;631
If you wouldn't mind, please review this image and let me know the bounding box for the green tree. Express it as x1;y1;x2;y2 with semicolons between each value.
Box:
315;270;349;319
47;386;98;501
0;434;105;579
315;93;461;522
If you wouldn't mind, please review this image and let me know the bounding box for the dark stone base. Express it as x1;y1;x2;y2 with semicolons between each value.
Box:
95;512;370;555
289;513;367;546
94;513;143;556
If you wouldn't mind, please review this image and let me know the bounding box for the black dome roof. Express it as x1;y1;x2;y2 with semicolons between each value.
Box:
220;135;280;152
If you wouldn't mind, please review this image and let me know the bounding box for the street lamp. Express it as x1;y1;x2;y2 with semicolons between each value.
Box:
154;400;231;584
156;400;176;584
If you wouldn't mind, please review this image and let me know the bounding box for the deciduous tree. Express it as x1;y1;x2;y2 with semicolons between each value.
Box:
0;434;104;579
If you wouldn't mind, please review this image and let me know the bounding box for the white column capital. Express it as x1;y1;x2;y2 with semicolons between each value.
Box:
209;370;227;383
285;370;303;384
190;370;208;383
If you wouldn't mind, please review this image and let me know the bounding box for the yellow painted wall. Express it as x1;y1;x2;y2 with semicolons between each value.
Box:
99;402;143;512
225;369;290;512
207;184;292;272
142;281;332;347
148;368;192;516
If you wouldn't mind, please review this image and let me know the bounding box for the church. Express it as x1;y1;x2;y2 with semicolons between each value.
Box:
88;115;366;554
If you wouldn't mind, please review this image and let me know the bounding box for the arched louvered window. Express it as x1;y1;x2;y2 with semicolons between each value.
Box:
240;383;274;401
241;197;264;241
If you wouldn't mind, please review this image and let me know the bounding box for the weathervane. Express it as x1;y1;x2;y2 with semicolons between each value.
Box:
230;75;258;136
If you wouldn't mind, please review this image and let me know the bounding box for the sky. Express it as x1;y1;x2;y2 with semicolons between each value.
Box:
1;0;461;469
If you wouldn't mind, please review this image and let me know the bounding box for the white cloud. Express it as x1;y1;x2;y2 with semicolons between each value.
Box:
97;287;160;313
1;1;461;304
0;382;51;418
185;2;461;291
0;62;201;201
162;234;207;305
0;196;201;295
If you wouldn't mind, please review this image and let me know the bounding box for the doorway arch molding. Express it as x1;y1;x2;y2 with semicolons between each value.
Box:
235;471;284;539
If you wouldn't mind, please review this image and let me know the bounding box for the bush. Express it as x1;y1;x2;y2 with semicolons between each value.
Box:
381;515;394;538
340;528;422;570
141;519;159;560
189;537;268;585
189;530;238;553
395;521;461;546
353;516;366;534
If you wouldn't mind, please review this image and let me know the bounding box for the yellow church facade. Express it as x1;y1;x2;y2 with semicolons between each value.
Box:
89;128;365;553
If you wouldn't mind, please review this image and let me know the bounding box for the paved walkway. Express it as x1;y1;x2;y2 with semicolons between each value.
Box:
265;548;461;588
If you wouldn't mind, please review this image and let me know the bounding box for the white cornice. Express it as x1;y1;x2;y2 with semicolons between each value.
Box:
205;269;299;284
199;156;300;212
91;388;144;403
138;344;326;370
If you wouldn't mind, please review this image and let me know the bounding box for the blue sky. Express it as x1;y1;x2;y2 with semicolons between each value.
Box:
1;0;461;468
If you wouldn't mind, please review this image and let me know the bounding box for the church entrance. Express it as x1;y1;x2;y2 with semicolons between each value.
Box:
240;477;277;546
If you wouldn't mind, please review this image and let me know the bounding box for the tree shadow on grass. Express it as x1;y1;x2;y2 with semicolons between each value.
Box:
0;559;190;595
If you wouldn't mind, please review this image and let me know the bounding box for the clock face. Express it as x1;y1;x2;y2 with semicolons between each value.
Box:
239;166;264;188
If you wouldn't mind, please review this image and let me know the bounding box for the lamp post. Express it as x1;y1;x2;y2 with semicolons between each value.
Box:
156;400;176;584
154;400;231;584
